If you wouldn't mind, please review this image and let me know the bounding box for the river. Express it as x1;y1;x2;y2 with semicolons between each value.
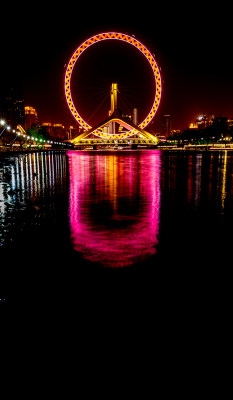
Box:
0;149;232;311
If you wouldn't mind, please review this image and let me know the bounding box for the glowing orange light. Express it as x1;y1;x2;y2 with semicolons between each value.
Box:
64;32;162;137
24;106;38;116
189;123;198;129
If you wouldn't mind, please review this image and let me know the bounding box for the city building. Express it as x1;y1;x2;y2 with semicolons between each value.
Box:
189;123;198;129
25;106;38;129
68;126;80;140
212;117;228;133
0;85;25;128
162;115;171;137
41;123;68;139
109;121;116;135
170;130;181;137
195;114;214;129
228;119;233;130
108;110;115;135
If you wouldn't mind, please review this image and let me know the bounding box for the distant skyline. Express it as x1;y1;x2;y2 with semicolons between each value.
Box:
1;2;232;132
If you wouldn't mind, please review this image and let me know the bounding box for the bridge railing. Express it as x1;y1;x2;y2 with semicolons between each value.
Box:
0;119;73;150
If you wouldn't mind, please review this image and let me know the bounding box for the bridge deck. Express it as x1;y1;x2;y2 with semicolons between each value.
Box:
72;138;158;147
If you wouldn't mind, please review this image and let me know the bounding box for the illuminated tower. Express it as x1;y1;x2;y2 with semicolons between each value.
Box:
110;83;118;114
109;83;118;135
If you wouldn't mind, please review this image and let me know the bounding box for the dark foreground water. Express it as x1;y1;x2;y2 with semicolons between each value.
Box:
0;150;232;314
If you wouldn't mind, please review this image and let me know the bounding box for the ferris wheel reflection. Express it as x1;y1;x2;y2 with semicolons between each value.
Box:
68;150;161;267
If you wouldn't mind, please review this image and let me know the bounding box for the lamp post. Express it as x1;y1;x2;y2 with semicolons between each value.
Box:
0;120;6;138
0;120;11;139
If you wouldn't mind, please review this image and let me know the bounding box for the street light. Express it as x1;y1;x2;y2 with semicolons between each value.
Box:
0;120;8;138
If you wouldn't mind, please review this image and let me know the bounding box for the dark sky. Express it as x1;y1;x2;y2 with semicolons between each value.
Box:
2;2;233;132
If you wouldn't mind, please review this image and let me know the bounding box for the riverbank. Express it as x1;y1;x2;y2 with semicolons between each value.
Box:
158;143;233;151
1;144;233;156
0;146;68;156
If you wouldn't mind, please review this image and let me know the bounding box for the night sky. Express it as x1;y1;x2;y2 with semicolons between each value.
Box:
2;2;233;132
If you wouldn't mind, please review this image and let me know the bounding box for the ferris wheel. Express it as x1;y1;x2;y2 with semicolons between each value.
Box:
64;32;162;139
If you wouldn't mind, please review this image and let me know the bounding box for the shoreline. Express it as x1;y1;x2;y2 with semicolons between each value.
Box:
1;145;233;157
0;147;68;156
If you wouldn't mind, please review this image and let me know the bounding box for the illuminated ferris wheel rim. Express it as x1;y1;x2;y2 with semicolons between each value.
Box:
64;32;162;134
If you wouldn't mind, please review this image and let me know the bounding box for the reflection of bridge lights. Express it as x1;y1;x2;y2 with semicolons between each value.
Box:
68;151;161;267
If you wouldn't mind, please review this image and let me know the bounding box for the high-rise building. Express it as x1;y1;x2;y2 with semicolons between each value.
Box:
0;85;25;128
68;126;80;140
162;115;171;137
109;120;116;135
41;123;67;139
109;110;115;135
195;114;214;129
25;106;38;129
228;118;233;130
212;117;228;133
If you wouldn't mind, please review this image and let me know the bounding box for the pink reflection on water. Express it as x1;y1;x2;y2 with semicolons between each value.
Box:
68;150;161;267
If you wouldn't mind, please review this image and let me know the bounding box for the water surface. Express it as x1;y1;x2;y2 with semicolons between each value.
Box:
0;150;232;307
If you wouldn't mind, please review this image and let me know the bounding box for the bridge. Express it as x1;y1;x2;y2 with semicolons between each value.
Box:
0;120;72;151
70;83;159;149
